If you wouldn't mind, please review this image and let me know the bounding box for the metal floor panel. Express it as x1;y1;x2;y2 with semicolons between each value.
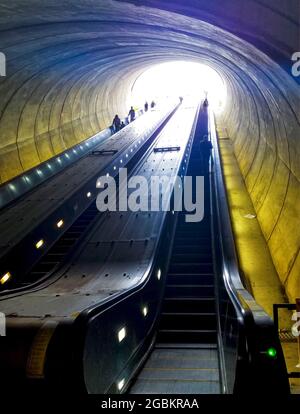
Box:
130;380;220;394
130;348;220;394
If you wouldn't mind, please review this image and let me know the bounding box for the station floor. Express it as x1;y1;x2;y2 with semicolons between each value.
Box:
215;115;300;394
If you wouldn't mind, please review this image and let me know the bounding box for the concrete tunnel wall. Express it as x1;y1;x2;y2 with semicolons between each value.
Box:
0;0;299;303
223;68;300;304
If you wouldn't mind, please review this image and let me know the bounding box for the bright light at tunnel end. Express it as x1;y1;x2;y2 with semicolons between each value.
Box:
131;61;227;112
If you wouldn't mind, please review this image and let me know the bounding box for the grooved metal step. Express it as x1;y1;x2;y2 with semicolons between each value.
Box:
165;285;214;298
166;273;214;285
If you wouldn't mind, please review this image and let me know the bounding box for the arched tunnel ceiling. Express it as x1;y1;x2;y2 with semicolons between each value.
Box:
0;0;299;303
119;0;300;64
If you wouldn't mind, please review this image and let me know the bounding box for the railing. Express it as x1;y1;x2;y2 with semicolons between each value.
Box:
209;108;290;394
273;303;300;379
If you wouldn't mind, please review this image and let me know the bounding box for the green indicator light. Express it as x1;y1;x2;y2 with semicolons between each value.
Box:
267;347;277;358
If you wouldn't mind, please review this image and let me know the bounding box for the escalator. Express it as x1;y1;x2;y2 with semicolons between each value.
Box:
0;105;179;292
0;102;290;395
127;103;290;395
130;108;220;393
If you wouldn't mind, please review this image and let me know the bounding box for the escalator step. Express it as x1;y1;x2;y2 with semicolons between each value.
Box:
168;263;213;274
47;252;65;258
155;343;217;350
163;298;215;313
160;313;216;330
172;245;212;254
134;366;219;382
69;225;86;231
175;230;210;237
171;253;212;263
167;273;214;285
55;239;75;245
177;219;210;227
175;232;210;239
165;285;214;298
144;347;219;368
174;238;210;245
37;260;59;266
130;377;220;394
176;219;210;226
157;329;217;344
65;231;82;237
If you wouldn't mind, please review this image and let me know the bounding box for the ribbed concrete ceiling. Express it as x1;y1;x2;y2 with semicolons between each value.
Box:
0;1;299;302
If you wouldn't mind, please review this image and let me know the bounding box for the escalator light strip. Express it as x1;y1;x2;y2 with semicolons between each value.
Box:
56;219;64;228
117;379;125;391
157;269;161;280
118;327;126;342
0;272;11;285
35;239;44;249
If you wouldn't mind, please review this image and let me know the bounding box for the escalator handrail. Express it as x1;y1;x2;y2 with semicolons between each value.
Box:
209;108;290;396
209;108;272;324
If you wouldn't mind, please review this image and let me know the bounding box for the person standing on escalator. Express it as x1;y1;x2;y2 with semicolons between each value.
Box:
112;114;121;132
128;106;136;122
199;134;213;175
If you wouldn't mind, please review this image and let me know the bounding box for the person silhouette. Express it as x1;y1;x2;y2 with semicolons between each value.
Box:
112;114;121;132
128;106;135;122
199;134;213;174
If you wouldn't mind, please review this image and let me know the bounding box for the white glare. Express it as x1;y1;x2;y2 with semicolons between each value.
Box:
131;61;226;112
